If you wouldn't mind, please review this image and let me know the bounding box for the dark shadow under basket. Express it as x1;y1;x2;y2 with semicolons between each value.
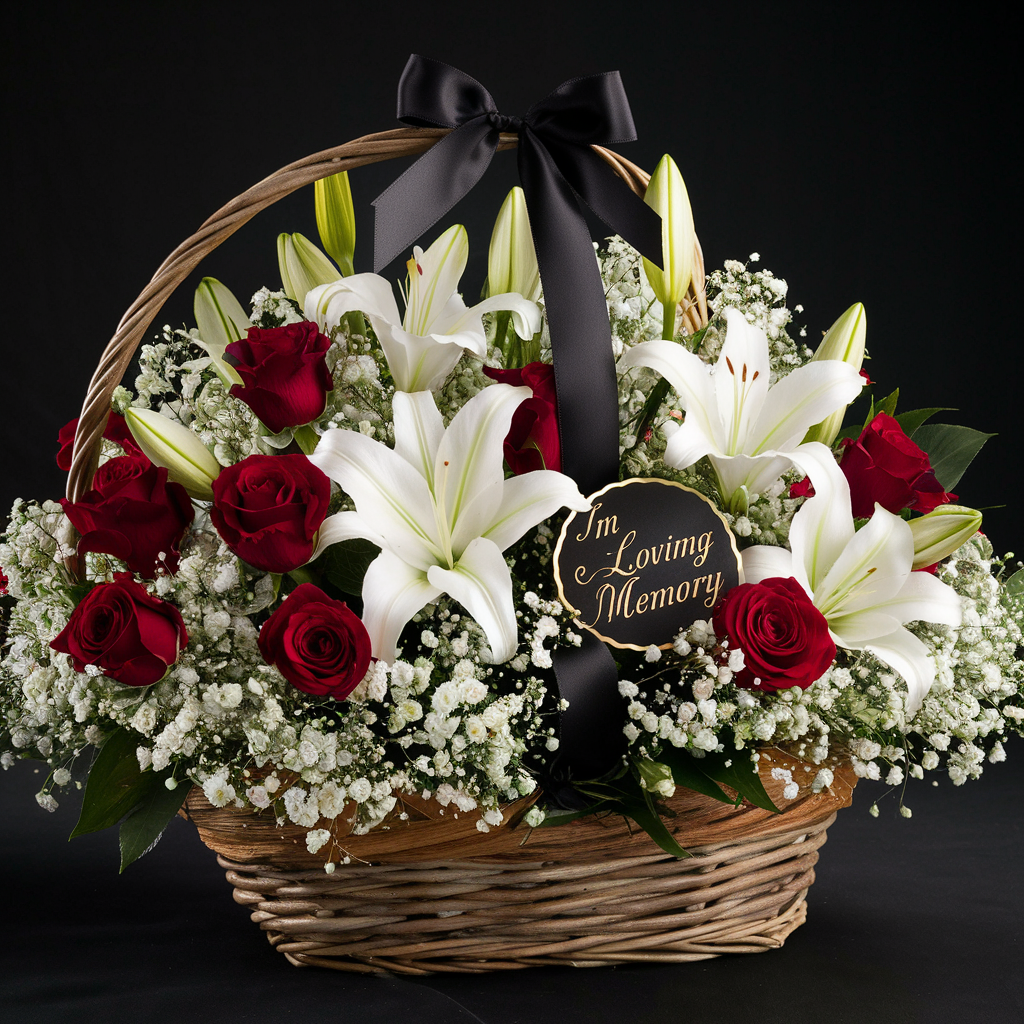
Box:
184;749;856;973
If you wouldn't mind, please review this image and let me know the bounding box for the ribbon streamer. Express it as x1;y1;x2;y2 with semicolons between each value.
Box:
373;55;663;778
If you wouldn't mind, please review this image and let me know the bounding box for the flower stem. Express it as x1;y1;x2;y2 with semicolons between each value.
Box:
662;300;676;341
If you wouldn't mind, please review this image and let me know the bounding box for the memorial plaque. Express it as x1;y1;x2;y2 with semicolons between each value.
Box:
554;478;743;651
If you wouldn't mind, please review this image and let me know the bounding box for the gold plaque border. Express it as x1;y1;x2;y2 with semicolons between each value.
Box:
553;477;745;652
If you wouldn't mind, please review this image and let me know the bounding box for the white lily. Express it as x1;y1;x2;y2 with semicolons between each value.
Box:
742;443;963;714
305;225;541;392
619;307;865;511
125;407;221;501
309;383;590;663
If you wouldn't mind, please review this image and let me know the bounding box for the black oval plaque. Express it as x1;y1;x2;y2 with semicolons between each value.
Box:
554;478;743;650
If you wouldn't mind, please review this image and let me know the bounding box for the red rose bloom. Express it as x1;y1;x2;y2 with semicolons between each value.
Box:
482;362;560;473
227;322;334;434
713;577;835;692
56;412;142;471
258;583;371;699
60;456;194;577
839;412;956;518
210;454;331;573
50;573;188;687
0;566;8;596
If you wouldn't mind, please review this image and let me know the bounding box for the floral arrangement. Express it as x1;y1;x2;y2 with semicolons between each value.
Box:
2;155;1022;870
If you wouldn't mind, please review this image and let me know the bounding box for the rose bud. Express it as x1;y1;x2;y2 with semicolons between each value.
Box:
226;322;334;434
50;573;188;687
125;407;222;501
210;453;331;574
56;412;142;471
713;577;835;692
60;456;194;578
482;362;560;473
839;412;956;519
258;583;371;699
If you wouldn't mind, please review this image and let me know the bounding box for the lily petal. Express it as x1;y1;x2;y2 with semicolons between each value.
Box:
305;274;402;330
373;317;468;393
713;309;771;454
311;510;384;561
361;550;442;663
474;470;591;554
310;428;444;569
741;545;794;585
750;359;864;454
435;383;529;547
618;341;721;450
857;627;939;716
392;390;445;487
405;225;469;336
446;291;542;342
427;537;517;662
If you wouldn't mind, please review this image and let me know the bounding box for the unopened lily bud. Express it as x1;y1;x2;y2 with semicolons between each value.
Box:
803;302;867;446
909;505;983;570
635;758;676;799
278;232;341;305
315;171;356;277
193;277;248;387
125;408;221;501
642;154;695;309
486;187;540;300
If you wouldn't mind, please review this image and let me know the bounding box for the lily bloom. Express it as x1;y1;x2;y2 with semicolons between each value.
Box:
741;443;963;714
305;225;540;393
619;307;864;511
309;383;590;662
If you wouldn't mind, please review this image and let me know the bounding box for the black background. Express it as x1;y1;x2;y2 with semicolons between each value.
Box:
2;4;1021;1022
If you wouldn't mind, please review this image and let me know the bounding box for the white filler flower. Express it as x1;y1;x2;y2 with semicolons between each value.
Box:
310;384;590;662
306;225;540;392
619;307;864;510
742;443;963;713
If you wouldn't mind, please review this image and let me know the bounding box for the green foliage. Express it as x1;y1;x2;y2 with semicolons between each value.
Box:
894;407;954;438
71;727;185;871
912;423;995;491
315;538;380;596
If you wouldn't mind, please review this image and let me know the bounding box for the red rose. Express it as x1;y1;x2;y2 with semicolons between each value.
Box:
60;456;194;577
210;454;331;573
56;412;142;471
50;573;188;687
482;362;561;473
840;412;956;518
713;577;835;692
0;566;7;596
227;322;333;434
258;583;371;698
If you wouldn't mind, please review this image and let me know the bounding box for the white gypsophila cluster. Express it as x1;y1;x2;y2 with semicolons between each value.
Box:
599;237;662;357
249;288;304;328
704;256;812;381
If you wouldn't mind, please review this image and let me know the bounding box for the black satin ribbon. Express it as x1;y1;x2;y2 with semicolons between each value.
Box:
374;55;663;777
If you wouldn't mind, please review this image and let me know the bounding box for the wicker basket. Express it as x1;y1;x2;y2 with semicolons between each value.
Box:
69;130;854;973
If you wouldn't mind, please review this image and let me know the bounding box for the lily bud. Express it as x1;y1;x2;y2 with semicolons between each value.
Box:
315;170;356;277
803;302;867;446
193;278;248;387
278;232;341;305
908;505;983;570
125;408;221;501
485;187;540;300
641;154;695;309
635;758;676;799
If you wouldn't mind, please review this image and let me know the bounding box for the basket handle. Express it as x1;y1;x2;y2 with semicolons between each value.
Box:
66;126;707;503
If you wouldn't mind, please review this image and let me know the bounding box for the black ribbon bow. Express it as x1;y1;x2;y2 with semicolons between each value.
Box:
373;55;664;778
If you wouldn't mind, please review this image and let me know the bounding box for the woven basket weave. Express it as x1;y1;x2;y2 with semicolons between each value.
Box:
70;130;852;973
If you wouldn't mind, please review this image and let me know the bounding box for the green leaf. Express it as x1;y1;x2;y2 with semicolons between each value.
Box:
534;801;614;827
694;751;779;813
620;791;691;858
316;538;381;595
868;388;899;424
118;780;187;872
912;423;996;491
658;748;734;804
894;407;955;438
71;727;152;838
1004;566;1024;599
